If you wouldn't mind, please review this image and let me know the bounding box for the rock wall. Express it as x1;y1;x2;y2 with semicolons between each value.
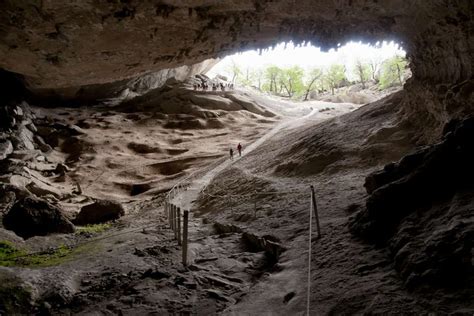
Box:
0;1;472;135
28;58;219;105
350;116;474;288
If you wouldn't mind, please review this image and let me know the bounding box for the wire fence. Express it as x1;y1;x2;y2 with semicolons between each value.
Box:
165;181;321;316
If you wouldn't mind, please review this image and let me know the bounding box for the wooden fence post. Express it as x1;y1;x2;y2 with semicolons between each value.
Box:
310;185;321;239
168;203;172;229
173;205;176;238
177;207;181;244
172;205;176;233
182;210;189;266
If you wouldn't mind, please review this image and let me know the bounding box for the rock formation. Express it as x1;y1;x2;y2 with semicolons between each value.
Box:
0;0;473;314
74;200;125;225
350;116;474;288
0;1;472;140
3;196;75;239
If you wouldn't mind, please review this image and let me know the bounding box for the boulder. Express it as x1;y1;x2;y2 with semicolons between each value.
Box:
0;183;30;200
52;123;85;136
3;196;75;239
241;232;284;263
9;150;40;161
61;136;94;163
25;179;62;199
36;126;56;138
0;140;13;160
12;105;23;118
213;222;242;235
26;122;37;133
74;199;125;225
11;126;35;150
34;135;52;153
54;163;69;176
37;126;60;148
0;191;16;215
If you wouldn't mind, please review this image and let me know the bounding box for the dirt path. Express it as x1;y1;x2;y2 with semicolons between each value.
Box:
168;101;359;279
170;98;358;212
0;94;361;315
170;107;317;211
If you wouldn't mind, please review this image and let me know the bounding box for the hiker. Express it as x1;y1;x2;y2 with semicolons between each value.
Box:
229;148;234;160
237;143;242;156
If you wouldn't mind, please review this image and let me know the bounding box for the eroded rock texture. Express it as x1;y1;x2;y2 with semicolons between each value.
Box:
3;196;75;239
350;117;474;288
73;199;125;225
0;1;472;137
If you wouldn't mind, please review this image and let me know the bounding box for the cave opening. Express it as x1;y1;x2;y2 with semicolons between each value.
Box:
207;40;410;104
0;1;473;314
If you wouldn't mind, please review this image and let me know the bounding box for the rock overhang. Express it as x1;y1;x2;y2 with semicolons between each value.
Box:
0;0;471;91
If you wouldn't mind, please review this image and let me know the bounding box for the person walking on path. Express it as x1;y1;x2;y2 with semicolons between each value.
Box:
229;148;234;160
237;143;242;157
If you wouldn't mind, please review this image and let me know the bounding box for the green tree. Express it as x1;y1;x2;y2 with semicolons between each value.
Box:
368;57;383;83
278;66;304;98
227;59;242;84
379;56;408;89
324;64;346;95
302;67;323;101
354;59;371;89
263;65;281;93
253;68;264;91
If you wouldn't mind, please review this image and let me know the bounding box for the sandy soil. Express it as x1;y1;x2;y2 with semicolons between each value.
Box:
5;84;467;314
1;82;363;314
194;92;472;314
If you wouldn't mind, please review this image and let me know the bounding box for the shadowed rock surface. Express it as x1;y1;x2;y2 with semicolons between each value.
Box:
3;196;75;239
350;116;474;288
0;1;472;142
74;200;125;226
0;0;473;314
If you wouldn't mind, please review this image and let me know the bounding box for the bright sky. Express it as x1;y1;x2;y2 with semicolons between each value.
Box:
207;41;406;81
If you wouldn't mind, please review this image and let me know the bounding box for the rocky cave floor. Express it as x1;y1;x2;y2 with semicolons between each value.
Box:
0;84;473;315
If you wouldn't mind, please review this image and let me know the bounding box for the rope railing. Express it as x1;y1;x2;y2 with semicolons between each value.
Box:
200;185;307;199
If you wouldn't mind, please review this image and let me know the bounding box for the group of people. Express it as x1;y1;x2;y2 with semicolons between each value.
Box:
229;143;243;160
193;82;234;91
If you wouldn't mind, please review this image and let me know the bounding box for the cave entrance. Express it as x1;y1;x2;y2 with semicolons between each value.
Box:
207;40;410;104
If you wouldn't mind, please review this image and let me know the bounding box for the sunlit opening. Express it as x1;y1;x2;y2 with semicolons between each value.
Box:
207;41;409;103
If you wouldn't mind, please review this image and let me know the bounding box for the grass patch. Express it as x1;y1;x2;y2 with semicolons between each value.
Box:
76;223;112;234
0;240;99;268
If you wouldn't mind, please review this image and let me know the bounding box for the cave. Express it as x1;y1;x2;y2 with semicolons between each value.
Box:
0;1;473;314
